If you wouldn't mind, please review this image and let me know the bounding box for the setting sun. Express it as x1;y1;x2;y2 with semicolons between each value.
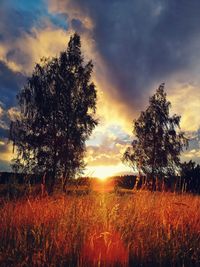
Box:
85;164;130;180
98;175;108;181
91;166;111;180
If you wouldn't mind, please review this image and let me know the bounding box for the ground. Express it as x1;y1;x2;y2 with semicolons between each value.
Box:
0;182;199;266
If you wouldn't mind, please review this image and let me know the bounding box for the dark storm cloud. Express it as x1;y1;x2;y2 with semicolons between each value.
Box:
71;19;84;33
0;0;69;72
0;0;45;40
74;0;200;110
0;114;9;138
0;61;26;138
0;0;68;41
0;61;26;108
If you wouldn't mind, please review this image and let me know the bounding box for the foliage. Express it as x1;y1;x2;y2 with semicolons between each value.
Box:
180;160;200;193
123;83;187;186
9;33;98;192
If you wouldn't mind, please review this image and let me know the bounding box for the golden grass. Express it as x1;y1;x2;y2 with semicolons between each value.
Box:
0;190;200;266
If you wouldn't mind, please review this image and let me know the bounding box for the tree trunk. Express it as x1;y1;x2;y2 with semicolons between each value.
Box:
41;172;47;197
62;170;69;193
46;171;56;195
48;111;57;195
63;176;67;192
151;176;156;191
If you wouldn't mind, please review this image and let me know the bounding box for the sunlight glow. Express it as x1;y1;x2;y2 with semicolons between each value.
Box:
94;166;111;180
98;175;108;181
85;164;130;180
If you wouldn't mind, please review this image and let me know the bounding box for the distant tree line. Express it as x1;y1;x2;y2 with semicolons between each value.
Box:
0;172;42;184
1;169;200;195
180;160;200;194
113;163;200;194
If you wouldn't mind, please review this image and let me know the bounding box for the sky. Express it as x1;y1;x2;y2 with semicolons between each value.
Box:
0;0;200;178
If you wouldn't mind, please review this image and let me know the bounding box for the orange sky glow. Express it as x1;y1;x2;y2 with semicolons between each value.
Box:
0;0;200;176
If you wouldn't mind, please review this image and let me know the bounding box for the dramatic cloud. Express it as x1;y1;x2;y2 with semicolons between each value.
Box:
73;0;200;104
181;129;200;164
86;133;130;167
168;82;200;131
0;61;26;108
0;0;200;174
182;149;200;164
0;139;11;172
49;0;200;130
0;139;13;164
0;103;9;138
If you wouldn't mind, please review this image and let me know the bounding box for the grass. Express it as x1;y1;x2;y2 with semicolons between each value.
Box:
0;188;199;266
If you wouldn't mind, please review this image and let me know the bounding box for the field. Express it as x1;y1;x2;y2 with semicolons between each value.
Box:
0;183;200;267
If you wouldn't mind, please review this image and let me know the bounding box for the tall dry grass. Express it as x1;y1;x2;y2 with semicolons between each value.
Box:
0;190;199;266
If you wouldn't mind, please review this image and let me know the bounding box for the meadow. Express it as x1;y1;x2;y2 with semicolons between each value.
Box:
0;184;199;267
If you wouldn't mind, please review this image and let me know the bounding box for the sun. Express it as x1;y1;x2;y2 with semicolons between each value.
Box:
91;166;110;181
89;165;116;180
85;163;131;180
98;174;108;181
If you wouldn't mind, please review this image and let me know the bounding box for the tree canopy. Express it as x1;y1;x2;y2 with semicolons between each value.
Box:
9;33;98;193
123;83;187;189
180;160;200;193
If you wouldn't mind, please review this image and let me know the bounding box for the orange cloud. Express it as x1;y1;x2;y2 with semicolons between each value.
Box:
168;82;200;131
0;140;13;162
